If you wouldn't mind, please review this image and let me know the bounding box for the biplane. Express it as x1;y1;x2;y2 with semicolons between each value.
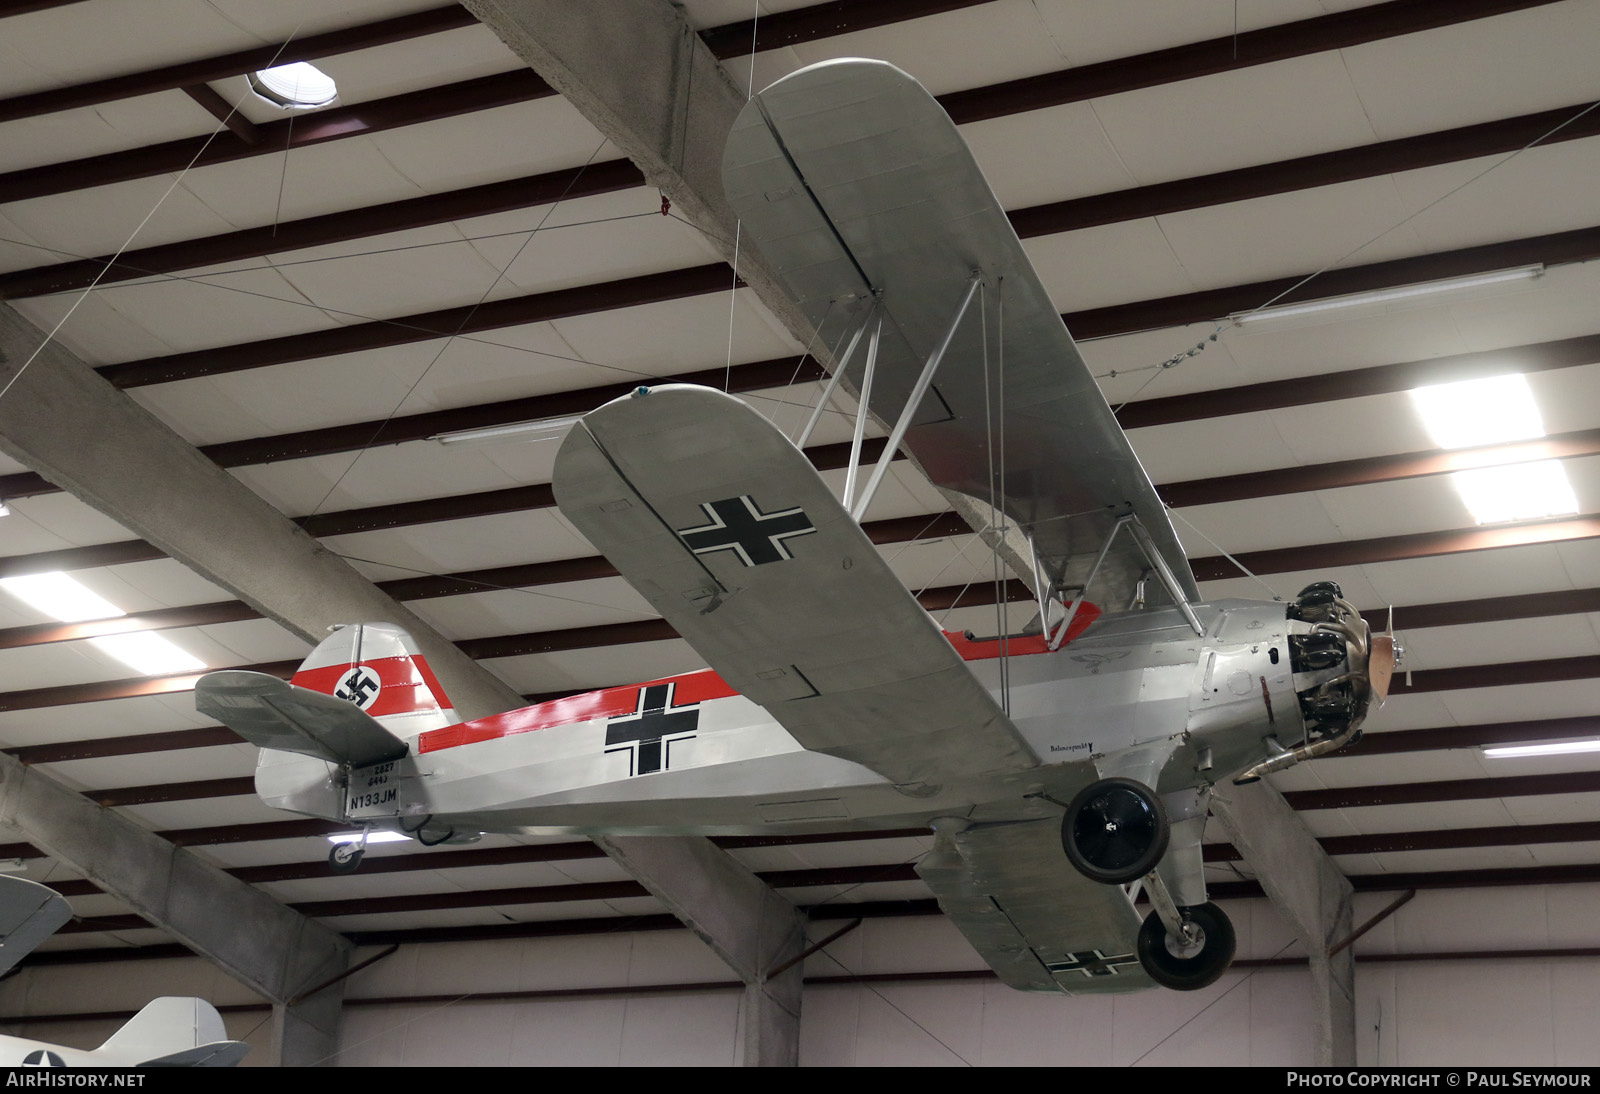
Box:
0;875;247;1066
196;59;1394;995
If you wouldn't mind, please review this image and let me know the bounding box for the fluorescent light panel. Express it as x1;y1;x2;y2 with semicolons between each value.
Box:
432;415;584;447
1484;739;1600;759
1409;374;1546;450
327;831;411;845
1232;265;1543;325
1;572;123;622
1450;460;1578;525
0;571;205;676
1410;374;1580;525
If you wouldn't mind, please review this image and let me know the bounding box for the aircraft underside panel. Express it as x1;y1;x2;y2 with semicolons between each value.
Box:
918;817;1156;995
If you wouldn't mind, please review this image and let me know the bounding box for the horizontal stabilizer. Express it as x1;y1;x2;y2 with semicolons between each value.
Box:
195;670;408;767
0;875;72;977
140;1041;251;1067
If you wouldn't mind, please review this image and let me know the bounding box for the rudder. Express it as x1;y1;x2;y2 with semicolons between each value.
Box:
292;622;458;737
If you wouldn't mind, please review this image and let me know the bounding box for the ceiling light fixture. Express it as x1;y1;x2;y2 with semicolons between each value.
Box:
327;831;411;845
1483;739;1600;759
0;571;205;676
1410;373;1547;450
431;415;585;447
1230;265;1544;326
248;61;339;109
1409;374;1580;525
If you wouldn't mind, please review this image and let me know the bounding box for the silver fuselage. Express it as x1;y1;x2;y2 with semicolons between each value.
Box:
258;599;1315;839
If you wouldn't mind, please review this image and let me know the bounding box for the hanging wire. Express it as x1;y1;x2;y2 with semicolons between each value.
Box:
1166;507;1284;601
1095;97;1600;412
0;25;309;404
300;138;614;520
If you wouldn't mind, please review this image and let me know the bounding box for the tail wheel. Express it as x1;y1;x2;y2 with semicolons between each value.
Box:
328;842;365;874
1061;777;1169;884
1136;902;1236;991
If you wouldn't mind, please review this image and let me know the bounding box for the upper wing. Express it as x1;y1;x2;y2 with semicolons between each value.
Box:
0;875;72;977
194;670;407;767
552;384;1038;789
918;816;1156;995
723;58;1196;602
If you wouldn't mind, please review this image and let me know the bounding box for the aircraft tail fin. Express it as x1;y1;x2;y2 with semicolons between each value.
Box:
97;998;249;1067
290;622;458;737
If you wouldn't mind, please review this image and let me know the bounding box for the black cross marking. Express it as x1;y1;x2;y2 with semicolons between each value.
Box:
676;495;816;567
1047;949;1140;978
605;683;700;776
335;666;381;708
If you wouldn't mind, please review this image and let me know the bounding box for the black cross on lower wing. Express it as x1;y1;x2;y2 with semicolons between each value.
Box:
605;682;700;775
676;495;816;566
1046;949;1140;978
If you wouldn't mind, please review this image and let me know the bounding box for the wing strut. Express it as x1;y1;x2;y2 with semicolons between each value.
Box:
849;272;982;520
1046;515;1206;648
795;299;876;448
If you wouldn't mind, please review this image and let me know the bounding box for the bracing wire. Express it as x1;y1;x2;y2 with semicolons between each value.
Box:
0;25;310;404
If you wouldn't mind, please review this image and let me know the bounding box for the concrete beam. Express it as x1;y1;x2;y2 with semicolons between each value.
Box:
0;303;548;1045
463;3;826;1064
0;749;351;1009
597;835;805;1066
1212;781;1356;1066
0;304;523;722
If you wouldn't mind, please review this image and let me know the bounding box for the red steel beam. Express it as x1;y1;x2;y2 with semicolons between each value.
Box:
1190;513;1600;581
1065;223;1600;341
1160;427;1600;508
5;6;1579;300
0;6;478;122
0;160;647;299
1119;332;1600;431
0;69;552;205
94;262;730;389
79;221;1600;397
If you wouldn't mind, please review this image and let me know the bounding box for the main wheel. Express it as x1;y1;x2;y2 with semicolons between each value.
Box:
1136;902;1236;991
1061;777;1169;884
328;842;365;874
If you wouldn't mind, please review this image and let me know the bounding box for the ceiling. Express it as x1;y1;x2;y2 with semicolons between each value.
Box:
0;0;1598;974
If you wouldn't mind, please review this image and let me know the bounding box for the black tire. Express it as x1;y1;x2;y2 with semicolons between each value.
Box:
1061;777;1169;884
328;842;365;874
1136;902;1236;991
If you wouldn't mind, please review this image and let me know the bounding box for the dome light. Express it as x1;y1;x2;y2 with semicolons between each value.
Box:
248;61;339;109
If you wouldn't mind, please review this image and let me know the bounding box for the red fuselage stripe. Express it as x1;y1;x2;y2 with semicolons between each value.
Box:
292;656;442;717
412;604;1099;754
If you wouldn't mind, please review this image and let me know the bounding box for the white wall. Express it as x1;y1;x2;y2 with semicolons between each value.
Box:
2;885;1598;1066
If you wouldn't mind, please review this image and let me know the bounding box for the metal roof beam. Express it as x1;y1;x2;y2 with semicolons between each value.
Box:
0;70;552;205
1191;512;1600;581
64;220;1600;396
6;20;1583;300
0;6;479;122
